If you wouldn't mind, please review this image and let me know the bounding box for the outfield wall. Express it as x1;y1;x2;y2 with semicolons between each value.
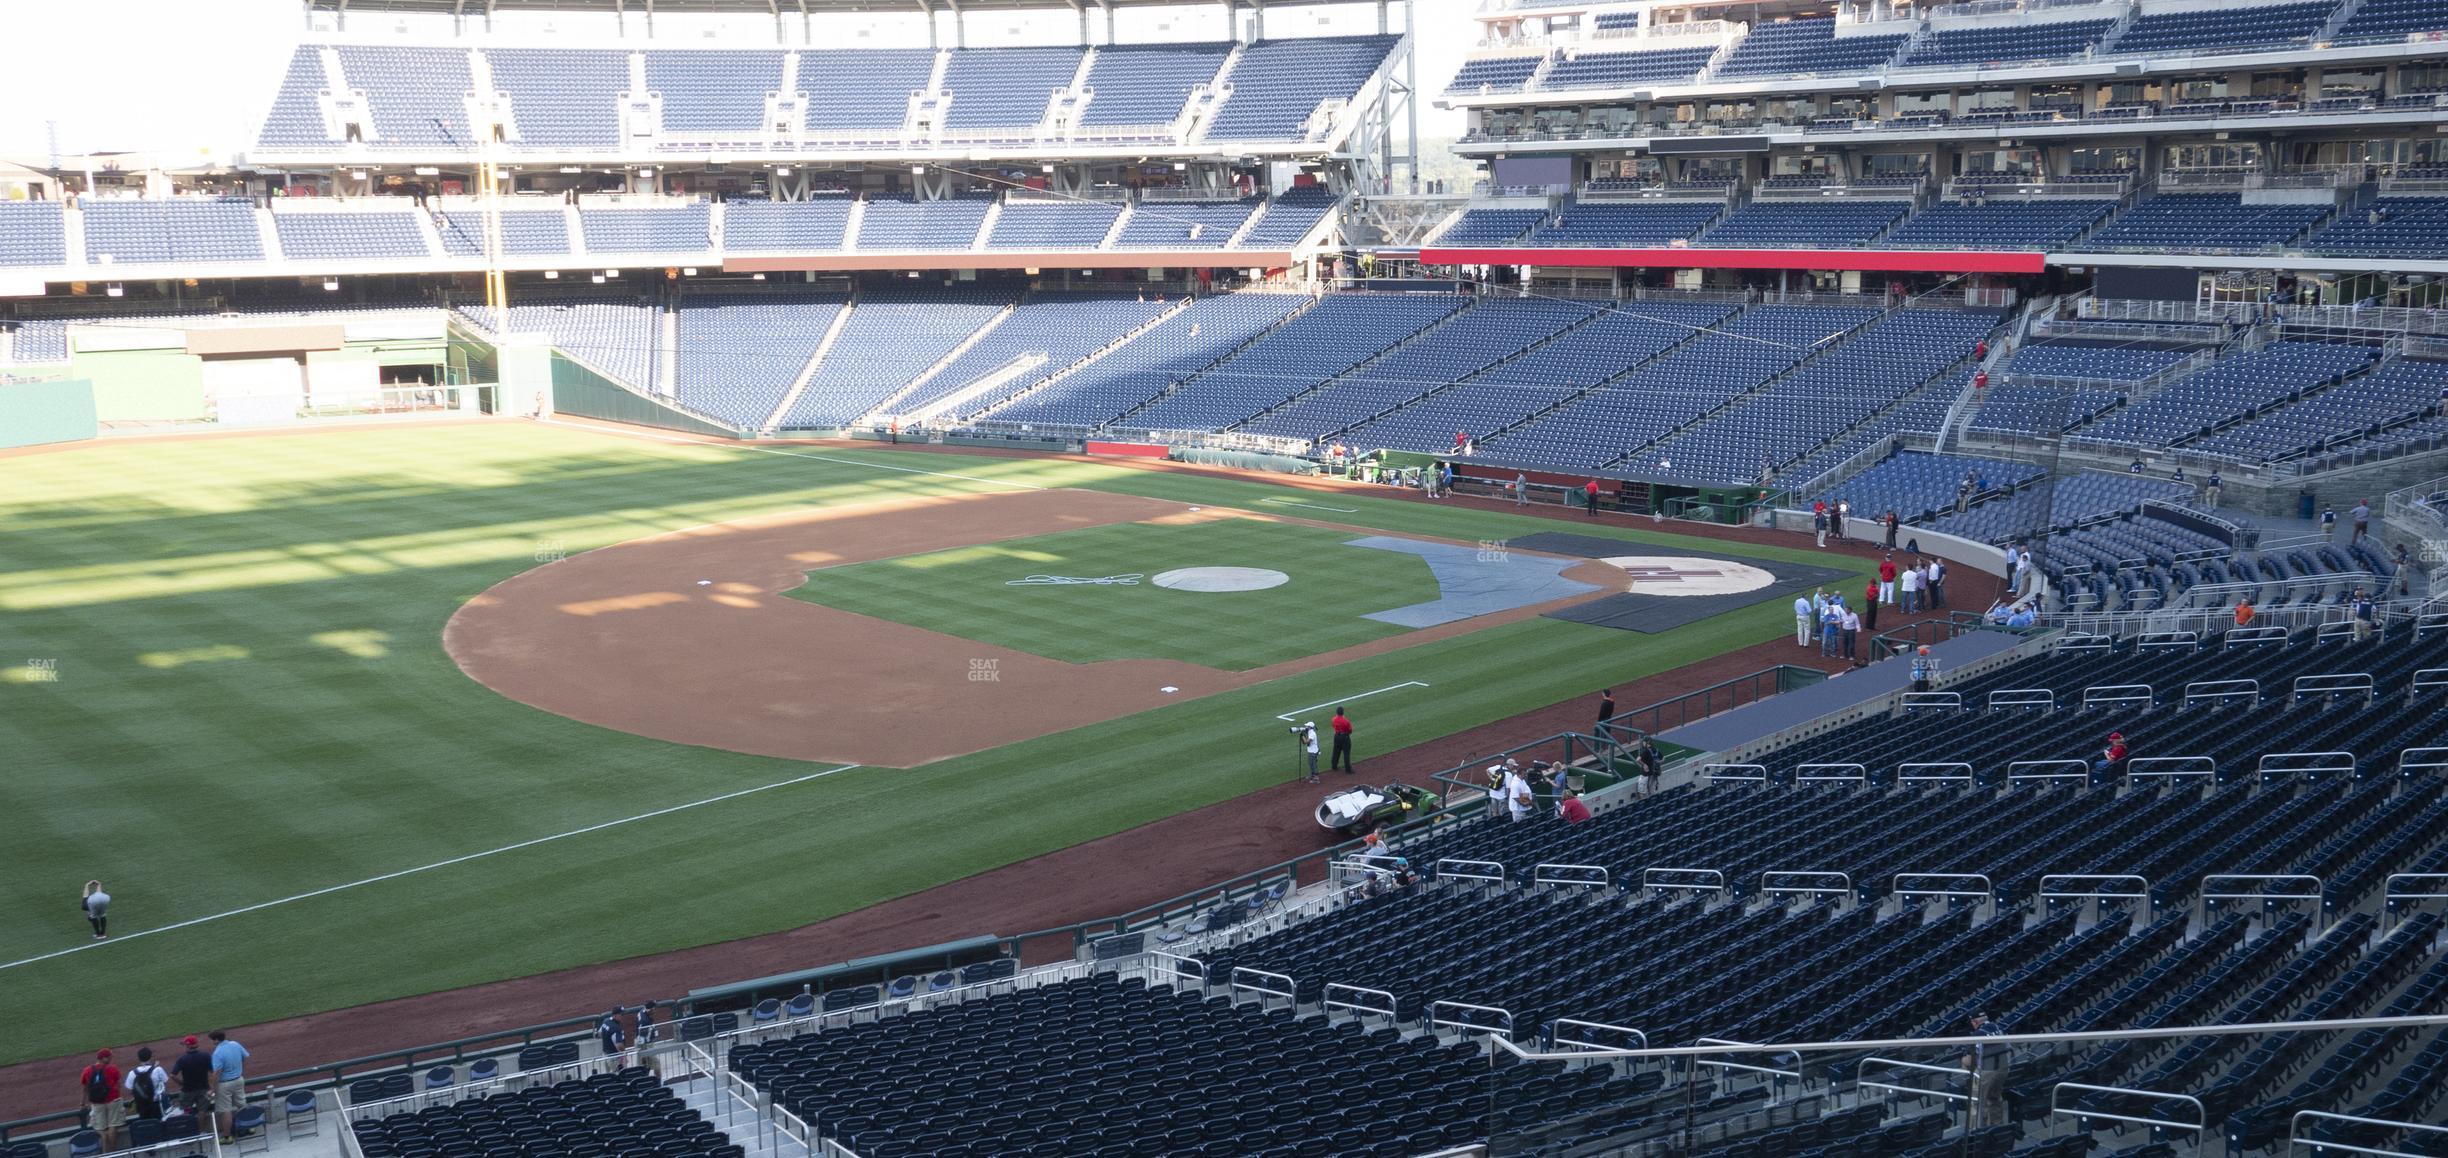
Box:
548;354;742;438
0;378;98;449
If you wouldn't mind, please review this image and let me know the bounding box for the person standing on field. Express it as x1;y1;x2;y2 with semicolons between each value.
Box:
1329;707;1354;774
1596;688;1616;732
1584;479;1600;516
1299;721;1321;784
82;880;110;940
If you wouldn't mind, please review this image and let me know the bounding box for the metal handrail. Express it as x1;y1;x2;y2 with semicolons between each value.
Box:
1696;1037;1799;1079
2256;751;2356;783
1643;867;1727;895
2126;755;2216;783
1479;1013;2448;1066
1987;688;2055;708
2040;874;2150;901
2183;677;2259;705
1857;1056;1974;1116
2055;633;2114;653
2202;874;2324;927
1702;763;1769;784
2411;668;2448;694
1894;872;1994;902
1434;858;1506;883
1430;1000;1515;1040
2008;759;2092;782
1795;762;1869;784
1550;1019;1648;1053
2227;625;2292;648
2136;630;2200;651
2083;683;2155;708
2383;874;2448;930
1229;966;1296;1010
1759;870;1852;900
2052;1082;2206;1136
2398;747;2448;777
2294;672;2375;701
1532;863;1610;888
1899;691;1963;709
2287;1109;2448;1156
1323;982;1400;1026
1149;951;1207;987
1899;762;1976;784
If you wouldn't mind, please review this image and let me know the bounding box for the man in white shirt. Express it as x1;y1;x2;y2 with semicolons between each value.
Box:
1900;564;1922;614
1927;558;1947;609
1501;766;1535;822
1795;594;1815;647
1841;605;1861;662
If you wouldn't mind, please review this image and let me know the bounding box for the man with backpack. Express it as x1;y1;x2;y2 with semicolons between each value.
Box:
125;1047;170;1123
79;1049;124;1151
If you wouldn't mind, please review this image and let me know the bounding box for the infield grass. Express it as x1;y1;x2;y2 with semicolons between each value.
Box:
785;518;1436;668
0;421;1866;1076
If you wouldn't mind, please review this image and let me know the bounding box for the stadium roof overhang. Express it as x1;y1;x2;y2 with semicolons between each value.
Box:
305;0;1364;15
1414;247;2050;275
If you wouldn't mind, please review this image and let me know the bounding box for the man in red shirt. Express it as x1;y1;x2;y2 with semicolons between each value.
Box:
1584;479;1600;516
1877;553;1898;605
80;1049;124;1150
1329;707;1354;774
1862;579;1882;635
1558;788;1592;824
2093;731;2129;778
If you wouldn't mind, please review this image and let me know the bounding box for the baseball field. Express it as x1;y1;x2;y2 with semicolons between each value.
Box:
0;419;1868;1073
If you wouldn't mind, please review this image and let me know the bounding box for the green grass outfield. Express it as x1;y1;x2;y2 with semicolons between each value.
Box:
788;519;1438;669
0;422;1867;1068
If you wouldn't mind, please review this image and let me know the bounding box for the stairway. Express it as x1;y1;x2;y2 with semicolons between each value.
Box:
1226;295;1474;431
1102;293;1324;429
964;296;1196;423
857;298;1017;423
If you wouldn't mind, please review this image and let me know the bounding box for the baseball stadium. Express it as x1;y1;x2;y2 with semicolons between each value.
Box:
4;0;2448;1154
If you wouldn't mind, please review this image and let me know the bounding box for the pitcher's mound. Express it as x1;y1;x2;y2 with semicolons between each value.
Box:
1599;556;1776;597
1152;566;1291;592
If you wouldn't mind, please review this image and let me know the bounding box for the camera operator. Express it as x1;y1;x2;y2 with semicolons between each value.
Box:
1293;721;1320;783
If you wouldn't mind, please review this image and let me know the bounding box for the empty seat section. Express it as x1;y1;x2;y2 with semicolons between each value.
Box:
82;200;265;264
1902;17;2115;67
1884;198;2115;249
2078;341;2377;447
1434;208;1546;246
579;205;712;253
1110;199;1258;248
1644;307;1999;483
1124;293;1467;432
1203;36;1401;140
436;209;570;256
2335;0;2448;40
780;288;1010;426
941;46;1082;129
1443;54;1543;95
1238;298;1600;440
887;293;1169;419
1539;45;1714;89
855;197;991;251
1524;200;1722;246
1700;199;1911;247
1238;186;1340;247
1076;42;1232;127
457;296;660;391
1817;451;2042;519
0;202;68;266
988;293;1309;426
489;48;628;149
2192;359;2448;462
2109;1;2335;54
801;50;936;132
985;199;1122;249
257;46;338;150
2085;194;2331;251
721;198;852;251
2307;197;2448;256
645;50;786;133
672;293;848;425
1716;18;1908;78
272;210;431;260
335;46;476;151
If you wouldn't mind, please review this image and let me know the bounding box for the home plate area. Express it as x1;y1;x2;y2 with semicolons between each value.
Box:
1509;532;1853;634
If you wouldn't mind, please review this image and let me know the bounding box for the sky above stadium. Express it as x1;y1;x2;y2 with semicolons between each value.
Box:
0;0;1472;163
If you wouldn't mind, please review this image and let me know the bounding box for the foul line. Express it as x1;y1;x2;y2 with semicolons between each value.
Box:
535;418;1048;492
1272;681;1431;722
1258;497;1360;514
1;763;864;972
